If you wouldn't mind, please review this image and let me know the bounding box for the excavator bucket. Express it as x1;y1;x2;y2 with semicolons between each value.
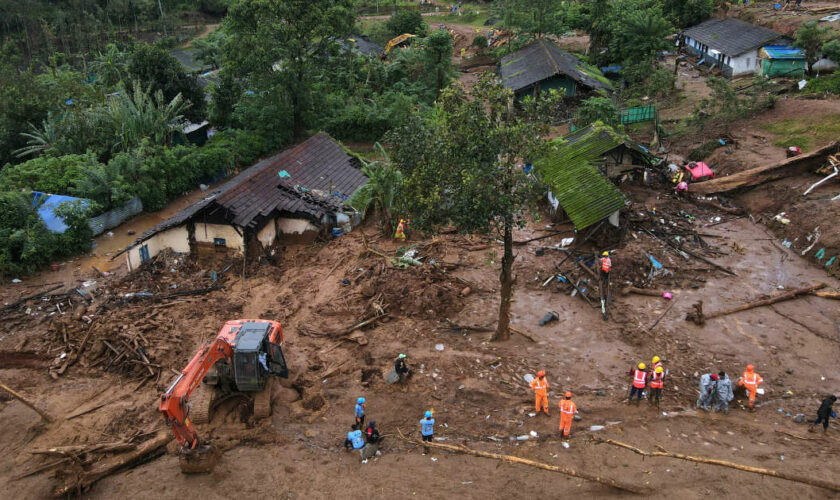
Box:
179;444;220;473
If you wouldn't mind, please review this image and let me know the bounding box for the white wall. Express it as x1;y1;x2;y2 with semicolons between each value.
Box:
125;226;190;271
194;223;244;251
277;217;319;235
257;217;277;247
730;50;759;76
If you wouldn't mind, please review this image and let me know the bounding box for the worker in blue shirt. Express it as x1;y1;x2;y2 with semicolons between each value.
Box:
420;410;435;455
344;424;365;451
355;397;366;428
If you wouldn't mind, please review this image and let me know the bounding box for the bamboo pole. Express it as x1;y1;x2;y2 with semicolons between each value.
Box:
812;290;839;300
398;431;647;494
702;283;825;322
593;437;840;493
0;380;54;423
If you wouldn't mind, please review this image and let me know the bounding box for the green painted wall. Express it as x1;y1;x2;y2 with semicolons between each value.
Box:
762;59;805;78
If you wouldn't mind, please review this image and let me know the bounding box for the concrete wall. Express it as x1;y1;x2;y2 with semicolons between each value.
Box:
683;37;758;78
195;223;244;251
257;217;277;247
277;218;319;235
125;225;190;272
729;50;758;77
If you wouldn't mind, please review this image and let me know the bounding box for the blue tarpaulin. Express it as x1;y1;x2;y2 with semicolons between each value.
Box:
32;192;89;233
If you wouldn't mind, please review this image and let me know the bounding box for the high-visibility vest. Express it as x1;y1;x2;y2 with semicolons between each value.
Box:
632;369;647;388
742;372;761;388
531;378;548;392
559;400;577;415
650;372;664;389
601;257;612;272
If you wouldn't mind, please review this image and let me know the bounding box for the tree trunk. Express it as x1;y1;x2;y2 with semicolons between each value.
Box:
492;219;514;341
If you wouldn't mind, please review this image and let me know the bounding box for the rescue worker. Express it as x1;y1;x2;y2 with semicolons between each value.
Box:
395;353;411;382
599;251;612;295
394;219;406;241
365;421;381;444
715;371;734;413
628;363;647;403
809;395;837;434
737;364;764;411
649;366;665;407
651;356;663;373
355;397;366;427
697;372;718;410
344;424;365;451
558;392;578;439
530;370;550;416
420;410;435;454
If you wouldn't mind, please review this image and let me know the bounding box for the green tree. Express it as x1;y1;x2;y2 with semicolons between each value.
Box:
193;28;227;69
385;9;427;37
388;76;557;341
663;0;713;29
794;21;830;74
224;0;356;139
422;30;455;97
492;0;565;38
348;143;403;234
574;97;621;128
90;43;132;88
53;200;95;255
128;44;206;121
0;192;56;275
104;81;190;151
0;152;102;195
820;39;840;65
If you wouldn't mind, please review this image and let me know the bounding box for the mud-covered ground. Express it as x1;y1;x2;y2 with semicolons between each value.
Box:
1;186;838;499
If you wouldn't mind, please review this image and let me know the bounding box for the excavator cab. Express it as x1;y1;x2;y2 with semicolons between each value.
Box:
232;321;288;392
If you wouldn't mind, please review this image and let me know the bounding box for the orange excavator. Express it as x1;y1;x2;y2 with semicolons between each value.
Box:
159;319;288;472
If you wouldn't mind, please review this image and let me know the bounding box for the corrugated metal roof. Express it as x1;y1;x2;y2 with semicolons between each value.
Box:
499;39;612;94
129;134;366;247
761;45;805;60
682;18;783;56
563;125;654;160
536;126;629;230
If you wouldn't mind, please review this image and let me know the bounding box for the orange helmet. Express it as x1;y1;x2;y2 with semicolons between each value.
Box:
537;370;546;378
746;364;755;372
565;391;572;399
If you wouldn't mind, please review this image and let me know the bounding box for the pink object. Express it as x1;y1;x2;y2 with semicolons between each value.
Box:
675;181;689;193
685;162;714;181
662;292;673;300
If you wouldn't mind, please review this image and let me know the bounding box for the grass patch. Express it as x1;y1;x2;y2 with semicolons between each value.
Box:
801;73;840;96
759;114;840;153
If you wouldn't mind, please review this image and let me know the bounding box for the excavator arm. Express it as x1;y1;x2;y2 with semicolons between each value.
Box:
159;338;233;449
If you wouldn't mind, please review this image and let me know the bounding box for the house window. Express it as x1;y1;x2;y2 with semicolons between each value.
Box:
139;245;150;263
214;237;227;247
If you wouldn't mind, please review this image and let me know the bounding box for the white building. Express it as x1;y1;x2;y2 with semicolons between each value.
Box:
681;18;788;78
125;133;366;271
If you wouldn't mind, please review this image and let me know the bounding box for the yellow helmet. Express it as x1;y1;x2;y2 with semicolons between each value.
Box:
655;366;664;373
652;356;660;364
602;251;609;257
638;363;646;370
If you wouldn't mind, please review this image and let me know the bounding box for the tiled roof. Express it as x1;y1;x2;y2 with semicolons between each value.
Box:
682;18;783;56
130;134;366;247
563;125;653;160
537;125;629;230
499;39;612;94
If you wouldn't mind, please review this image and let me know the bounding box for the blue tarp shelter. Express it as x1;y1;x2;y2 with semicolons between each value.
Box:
32;192;89;233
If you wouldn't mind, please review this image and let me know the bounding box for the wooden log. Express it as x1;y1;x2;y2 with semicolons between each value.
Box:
31;442;135;457
621;286;665;297
509;326;536;342
13;458;71;480
53;431;171;497
812;290;840;300
397;431;647;494
593;437;840;493
692;142;840;195
702;283;825;322
0;380;54;423
1;284;64;312
646;299;678;332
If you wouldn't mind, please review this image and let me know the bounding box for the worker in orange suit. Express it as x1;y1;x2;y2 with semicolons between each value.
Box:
530;370;549;415
394;219;406;241
558;392;578;439
737;364;764;411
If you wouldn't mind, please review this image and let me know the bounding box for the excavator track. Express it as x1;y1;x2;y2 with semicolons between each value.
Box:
252;378;273;420
189;382;214;424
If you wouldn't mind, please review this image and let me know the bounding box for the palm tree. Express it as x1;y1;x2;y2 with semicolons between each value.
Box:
90;43;130;88
105;81;190;151
347;142;403;234
14;116;67;158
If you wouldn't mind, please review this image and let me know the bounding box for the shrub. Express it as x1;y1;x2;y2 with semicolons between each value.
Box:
472;34;488;48
0;153;102;195
574;97;621;128
386;10;427;37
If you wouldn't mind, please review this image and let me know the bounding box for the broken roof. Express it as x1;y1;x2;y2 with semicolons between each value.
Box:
337;35;384;57
682;18;783;56
537;125;629;230
131;133;366;246
499;39;612;94
563;125;654;162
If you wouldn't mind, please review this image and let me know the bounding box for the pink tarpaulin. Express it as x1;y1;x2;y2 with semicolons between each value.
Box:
685;162;714;181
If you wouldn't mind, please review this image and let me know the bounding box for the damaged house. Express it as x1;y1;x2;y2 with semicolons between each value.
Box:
680;18;788;78
125;133;366;271
537;125;631;241
499;39;612;99
562;125;656;180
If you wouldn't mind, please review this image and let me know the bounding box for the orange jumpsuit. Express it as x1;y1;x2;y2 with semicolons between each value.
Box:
739;370;763;406
558;399;577;437
394;220;406;241
530;377;549;414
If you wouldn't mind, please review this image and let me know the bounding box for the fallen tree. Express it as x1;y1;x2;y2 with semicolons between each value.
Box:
687;283;825;325
54;431;171;496
398;431;647;494
0;380;54;423
692;142;840;195
593;437;840;493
